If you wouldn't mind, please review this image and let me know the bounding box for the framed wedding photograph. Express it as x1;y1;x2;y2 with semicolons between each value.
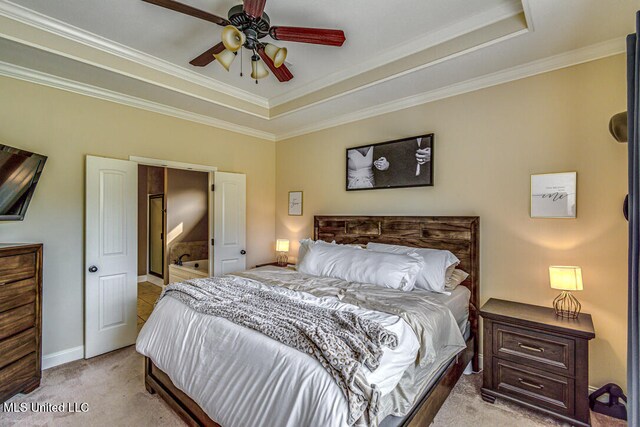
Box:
288;191;303;216
346;134;434;191
531;172;577;218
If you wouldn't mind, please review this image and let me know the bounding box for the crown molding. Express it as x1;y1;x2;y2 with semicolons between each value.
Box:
521;0;535;33
0;61;276;141
270;15;529;120
275;37;625;141
0;36;624;143
0;0;269;109
268;0;525;108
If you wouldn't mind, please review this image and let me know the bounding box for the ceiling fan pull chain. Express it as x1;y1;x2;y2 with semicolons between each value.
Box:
240;48;243;77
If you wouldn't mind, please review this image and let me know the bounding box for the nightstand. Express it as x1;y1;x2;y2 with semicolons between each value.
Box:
480;298;595;427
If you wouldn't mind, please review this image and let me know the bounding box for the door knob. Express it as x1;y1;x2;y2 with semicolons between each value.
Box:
240;250;247;255
88;265;98;273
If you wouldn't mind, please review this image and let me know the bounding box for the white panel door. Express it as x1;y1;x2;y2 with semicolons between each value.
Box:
213;172;246;275
85;156;137;358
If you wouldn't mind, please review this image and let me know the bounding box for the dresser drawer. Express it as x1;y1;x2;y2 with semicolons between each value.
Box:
0;328;36;370
493;323;575;376
494;358;574;416
0;352;37;398
0;253;36;285
0;304;35;341
0;278;36;313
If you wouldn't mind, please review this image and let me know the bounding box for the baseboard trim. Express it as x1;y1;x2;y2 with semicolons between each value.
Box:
42;345;84;370
137;275;147;283
146;275;164;288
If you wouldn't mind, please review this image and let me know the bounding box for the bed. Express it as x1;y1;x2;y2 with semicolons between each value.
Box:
139;215;479;426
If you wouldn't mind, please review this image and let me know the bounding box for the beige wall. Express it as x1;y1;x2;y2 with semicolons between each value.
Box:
276;54;629;389
0;76;276;358
166;168;209;245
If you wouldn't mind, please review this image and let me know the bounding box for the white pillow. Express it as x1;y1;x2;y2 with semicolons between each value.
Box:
366;242;459;293
296;239;363;269
298;241;422;291
296;238;315;268
445;269;470;291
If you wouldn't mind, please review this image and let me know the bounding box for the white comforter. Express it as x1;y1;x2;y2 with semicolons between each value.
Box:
136;270;463;427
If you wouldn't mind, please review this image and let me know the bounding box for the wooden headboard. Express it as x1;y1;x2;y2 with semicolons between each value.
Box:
314;215;480;369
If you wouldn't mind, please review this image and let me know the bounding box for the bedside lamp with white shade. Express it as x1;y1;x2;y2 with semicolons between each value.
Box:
549;266;583;318
276;239;290;267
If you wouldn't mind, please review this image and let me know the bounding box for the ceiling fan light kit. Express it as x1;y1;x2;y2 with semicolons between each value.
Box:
213;48;237;71
142;0;345;83
222;25;246;52
264;43;287;68
251;55;270;81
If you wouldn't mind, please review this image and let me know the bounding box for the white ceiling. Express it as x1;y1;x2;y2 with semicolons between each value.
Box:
5;0;518;98
0;0;638;140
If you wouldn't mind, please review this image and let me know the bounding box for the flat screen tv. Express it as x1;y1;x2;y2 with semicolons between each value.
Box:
0;144;47;221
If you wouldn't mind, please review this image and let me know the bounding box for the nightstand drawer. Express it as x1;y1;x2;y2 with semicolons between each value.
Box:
494;323;575;376
494;358;574;416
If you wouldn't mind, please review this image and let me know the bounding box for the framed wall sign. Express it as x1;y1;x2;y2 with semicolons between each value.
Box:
288;191;303;216
346;134;434;191
531;172;577;218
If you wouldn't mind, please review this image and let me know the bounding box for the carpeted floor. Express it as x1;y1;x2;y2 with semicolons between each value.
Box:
1;345;626;427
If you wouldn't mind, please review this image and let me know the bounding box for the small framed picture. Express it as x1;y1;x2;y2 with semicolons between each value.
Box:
531;172;577;218
288;191;303;216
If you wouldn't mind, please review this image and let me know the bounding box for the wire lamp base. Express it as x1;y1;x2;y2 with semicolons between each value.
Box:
276;252;288;267
553;291;581;319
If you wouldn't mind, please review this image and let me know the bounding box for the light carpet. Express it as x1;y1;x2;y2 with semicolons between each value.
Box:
0;345;626;426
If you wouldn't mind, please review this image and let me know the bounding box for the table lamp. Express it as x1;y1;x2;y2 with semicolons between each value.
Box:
549;266;583;318
276;239;290;267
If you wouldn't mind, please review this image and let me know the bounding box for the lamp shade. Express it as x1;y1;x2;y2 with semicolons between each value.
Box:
221;25;246;52
251;56;269;80
549;266;583;291
276;239;290;252
264;43;287;68
213;49;236;71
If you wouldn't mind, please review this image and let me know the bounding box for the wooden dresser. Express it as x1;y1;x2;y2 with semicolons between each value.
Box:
480;298;595;426
0;244;42;403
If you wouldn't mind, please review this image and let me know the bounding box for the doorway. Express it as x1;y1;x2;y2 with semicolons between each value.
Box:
85;155;247;358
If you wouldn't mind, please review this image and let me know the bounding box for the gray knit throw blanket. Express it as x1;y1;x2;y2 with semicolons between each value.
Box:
160;276;398;426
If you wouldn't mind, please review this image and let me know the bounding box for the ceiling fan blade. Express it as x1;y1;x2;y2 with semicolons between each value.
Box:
270;26;346;47
243;0;267;19
257;47;293;82
189;42;226;67
142;0;229;26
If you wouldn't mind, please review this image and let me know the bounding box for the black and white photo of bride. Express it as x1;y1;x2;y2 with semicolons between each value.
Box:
346;134;434;190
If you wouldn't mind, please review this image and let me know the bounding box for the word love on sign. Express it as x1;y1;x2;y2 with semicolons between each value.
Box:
531;172;577;218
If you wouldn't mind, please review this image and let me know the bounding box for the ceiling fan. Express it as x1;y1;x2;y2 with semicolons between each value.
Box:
142;0;346;83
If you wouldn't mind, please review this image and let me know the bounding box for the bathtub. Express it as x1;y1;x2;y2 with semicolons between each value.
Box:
168;259;209;284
